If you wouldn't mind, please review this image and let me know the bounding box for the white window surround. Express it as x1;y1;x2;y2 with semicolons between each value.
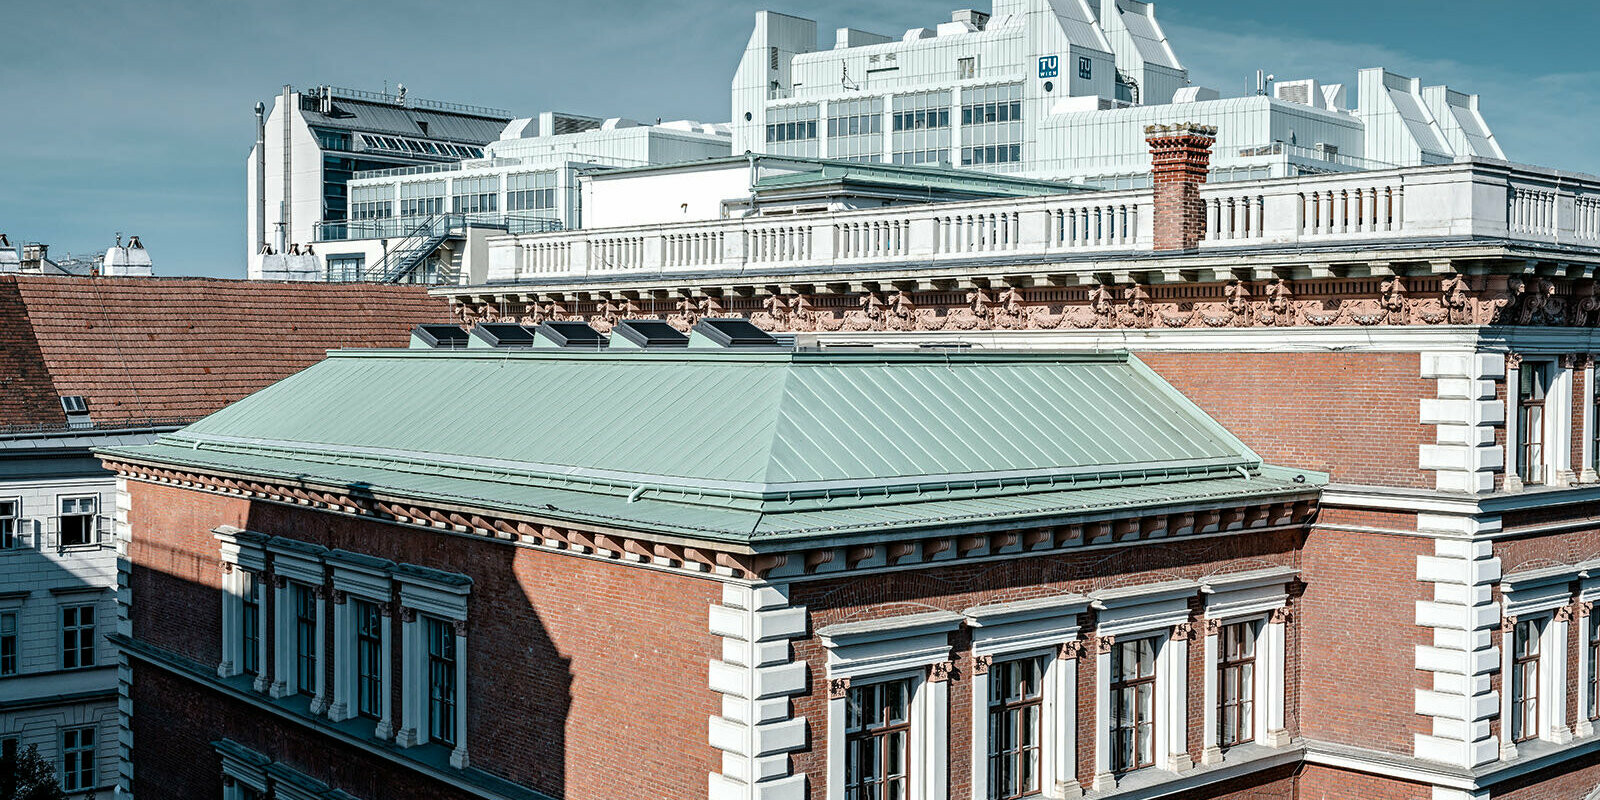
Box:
394;563;472;769
215;527;269;685
1583;357;1599;484
1577;564;1600;737
216;738;271;799
1088;580;1199;790
818;610;961;800
964;594;1089;800
1198;567;1297;763
266;538;330;707
327;549;396;738
1499;565;1577;756
1504;355;1573;492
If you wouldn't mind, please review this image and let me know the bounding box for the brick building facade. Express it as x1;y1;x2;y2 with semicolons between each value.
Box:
102;122;1600;800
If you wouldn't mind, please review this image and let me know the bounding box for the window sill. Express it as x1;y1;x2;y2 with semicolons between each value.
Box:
1084;741;1300;799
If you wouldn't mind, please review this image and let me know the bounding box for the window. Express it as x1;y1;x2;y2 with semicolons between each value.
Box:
427;617;457;746
845;679;911;800
1517;362;1552;485
1110;638;1157;773
1078;57;1093;80
1590;613;1600;722
892;91;952;166
325;254;366;282
450;175;499;215
357;599;383;720
0;611;15;676
1218;621;1256;747
960;84;1024;170
1512;618;1541;743
506;172;558;214
957;57;976;80
826;97;884;163
61;726;94;791
0;499;17;549
61;604;94;669
764;105;819;158
294;585;317;697
240;572;260;676
57;496;97;547
349;184;394;221
399;180;446;218
987;656;1045;800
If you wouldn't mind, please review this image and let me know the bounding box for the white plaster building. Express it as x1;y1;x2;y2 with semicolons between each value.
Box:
731;0;1504;187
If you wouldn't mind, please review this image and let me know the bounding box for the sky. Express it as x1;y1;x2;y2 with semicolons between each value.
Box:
1;0;1597;278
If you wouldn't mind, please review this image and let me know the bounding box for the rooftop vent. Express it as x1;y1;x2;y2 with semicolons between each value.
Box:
60;396;88;415
610;319;690;350
469;323;538;349
410;324;470;349
533;321;607;349
690;318;782;349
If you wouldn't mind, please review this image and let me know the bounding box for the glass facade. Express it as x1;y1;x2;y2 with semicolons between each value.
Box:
506;172;557;213
349;185;393;221
400;180;447;218
451;175;500;214
961;84;1024;169
891;91;952;166
827;97;884;163
765;105;819;158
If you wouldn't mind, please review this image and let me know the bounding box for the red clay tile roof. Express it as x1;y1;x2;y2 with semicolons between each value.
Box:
1;275;451;428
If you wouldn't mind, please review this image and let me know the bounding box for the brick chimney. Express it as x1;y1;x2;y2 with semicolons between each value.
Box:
1146;123;1217;251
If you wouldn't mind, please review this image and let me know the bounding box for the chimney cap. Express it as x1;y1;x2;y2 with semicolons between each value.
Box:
1144;122;1218;137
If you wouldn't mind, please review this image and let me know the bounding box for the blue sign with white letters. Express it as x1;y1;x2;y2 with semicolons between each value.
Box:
1038;55;1059;79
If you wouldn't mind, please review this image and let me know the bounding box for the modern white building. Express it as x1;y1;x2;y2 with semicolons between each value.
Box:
244;84;512;278
305;112;732;284
731;0;1505;187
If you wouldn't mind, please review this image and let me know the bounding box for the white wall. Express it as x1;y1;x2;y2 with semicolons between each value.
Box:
583;162;775;228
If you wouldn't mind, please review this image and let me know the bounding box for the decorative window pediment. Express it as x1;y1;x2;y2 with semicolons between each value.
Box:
965;593;1089;656
817;610;961;680
1503;565;1577;618
1201;566;1298;620
1090;579;1199;637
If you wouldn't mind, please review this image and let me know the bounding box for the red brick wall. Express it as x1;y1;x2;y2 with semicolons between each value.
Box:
131;665;468;799
1297;521;1431;752
785;529;1302;799
1139;352;1433;488
126;480;722;800
1295;764;1430;800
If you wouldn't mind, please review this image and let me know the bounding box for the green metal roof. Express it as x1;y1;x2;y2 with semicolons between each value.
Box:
100;349;1324;546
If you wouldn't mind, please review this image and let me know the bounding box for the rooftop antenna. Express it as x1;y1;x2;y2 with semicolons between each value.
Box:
1256;69;1275;96
840;61;859;91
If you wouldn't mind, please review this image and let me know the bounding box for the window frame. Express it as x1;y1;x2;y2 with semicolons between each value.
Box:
292;582;318;698
1511;617;1542;743
986;654;1047;800
426;615;458;746
1109;636;1158;774
0;498;18;549
844;677;913;800
1589;612;1599;723
55;494;99;549
355;598;383;720
240;570;260;676
1516;360;1553;486
0;609;16;676
60;602;95;670
1217;620;1257;749
60;724;95;792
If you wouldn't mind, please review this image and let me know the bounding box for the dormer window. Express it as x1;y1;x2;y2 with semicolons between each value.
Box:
60;396;89;428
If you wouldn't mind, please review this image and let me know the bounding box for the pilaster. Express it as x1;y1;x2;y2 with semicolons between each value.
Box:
708;583;807;800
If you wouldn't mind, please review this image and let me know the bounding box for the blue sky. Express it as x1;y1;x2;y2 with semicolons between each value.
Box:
1;0;1596;278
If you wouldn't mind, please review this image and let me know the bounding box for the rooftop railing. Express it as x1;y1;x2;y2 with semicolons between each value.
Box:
481;160;1600;284
317;212;563;243
323;85;511;119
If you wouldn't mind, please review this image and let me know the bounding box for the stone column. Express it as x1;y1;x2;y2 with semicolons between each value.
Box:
450;618;469;768
1201;619;1223;764
328;590;350;721
396;607;420;747
1582;357;1598;484
1264;608;1291;747
924;661;951;800
269;575;290;698
375;602;395;740
309;586;330;715
826;678;849;800
1054;642;1082;796
253;571;272;694
970;655;992;800
1092;635;1116;792
1164;625;1193;771
1557;357;1577;486
1499;616;1518;760
1550;607;1573;744
1505;353;1524;492
217;562;236;678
